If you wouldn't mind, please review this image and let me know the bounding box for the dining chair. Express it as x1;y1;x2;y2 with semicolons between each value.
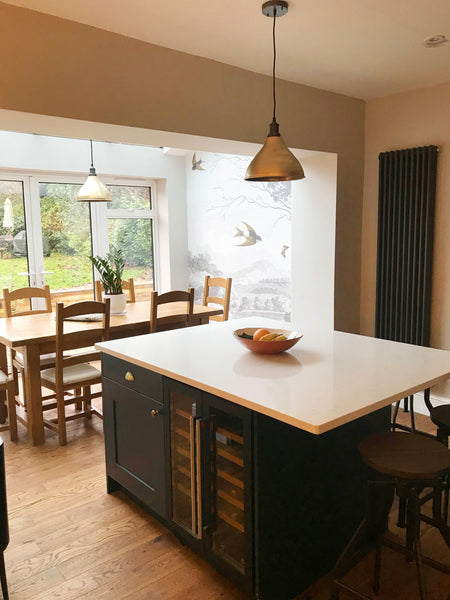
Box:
2;285;55;409
40;299;111;446
95;278;136;303
150;288;194;333
202;275;232;321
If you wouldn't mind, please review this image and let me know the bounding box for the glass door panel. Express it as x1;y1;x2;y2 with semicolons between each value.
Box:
107;217;154;299
39;182;93;308
169;388;197;534
0;180;30;313
210;408;246;574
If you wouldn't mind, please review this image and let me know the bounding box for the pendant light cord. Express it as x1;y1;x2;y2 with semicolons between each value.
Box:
90;139;94;169
272;8;277;121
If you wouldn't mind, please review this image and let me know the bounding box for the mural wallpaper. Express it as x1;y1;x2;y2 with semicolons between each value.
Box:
186;152;291;320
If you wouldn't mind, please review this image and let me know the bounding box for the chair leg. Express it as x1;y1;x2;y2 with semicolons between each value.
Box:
56;391;67;446
83;386;92;419
0;552;9;600
6;386;17;442
12;366;19;398
74;388;82;411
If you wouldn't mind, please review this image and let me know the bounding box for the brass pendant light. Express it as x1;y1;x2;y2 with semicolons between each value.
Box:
245;1;305;182
77;139;112;202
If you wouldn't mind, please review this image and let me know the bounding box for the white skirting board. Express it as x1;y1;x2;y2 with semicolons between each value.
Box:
393;391;448;416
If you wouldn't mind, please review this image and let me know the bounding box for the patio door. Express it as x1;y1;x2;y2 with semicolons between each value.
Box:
0;176;33;294
0;172;156;313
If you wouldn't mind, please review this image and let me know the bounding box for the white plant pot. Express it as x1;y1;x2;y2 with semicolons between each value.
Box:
103;292;127;315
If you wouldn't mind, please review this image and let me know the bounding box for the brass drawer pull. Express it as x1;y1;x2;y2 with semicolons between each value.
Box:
124;371;134;382
151;409;161;417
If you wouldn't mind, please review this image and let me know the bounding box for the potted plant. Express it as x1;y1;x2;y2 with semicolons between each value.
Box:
89;246;127;314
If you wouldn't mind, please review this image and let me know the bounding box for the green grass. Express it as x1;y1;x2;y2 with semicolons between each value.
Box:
0;253;151;292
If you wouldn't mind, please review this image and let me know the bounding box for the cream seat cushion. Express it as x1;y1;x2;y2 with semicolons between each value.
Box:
40;363;101;387
0;370;9;384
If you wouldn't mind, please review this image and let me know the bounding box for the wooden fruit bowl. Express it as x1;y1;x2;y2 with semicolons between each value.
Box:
233;328;303;354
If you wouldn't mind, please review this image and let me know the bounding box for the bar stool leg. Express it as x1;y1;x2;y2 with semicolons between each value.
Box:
373;535;382;595
431;485;450;547
0;552;9;600
397;498;407;528
408;488;428;600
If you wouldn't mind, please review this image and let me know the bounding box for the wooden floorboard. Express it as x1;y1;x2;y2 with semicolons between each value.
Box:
1;403;449;599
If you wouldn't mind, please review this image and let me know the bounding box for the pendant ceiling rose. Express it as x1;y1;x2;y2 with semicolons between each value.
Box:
262;1;288;18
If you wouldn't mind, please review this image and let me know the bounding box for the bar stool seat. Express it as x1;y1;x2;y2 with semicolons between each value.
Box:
331;432;450;600
429;405;450;441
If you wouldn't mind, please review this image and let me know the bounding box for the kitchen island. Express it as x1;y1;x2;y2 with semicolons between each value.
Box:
97;319;450;600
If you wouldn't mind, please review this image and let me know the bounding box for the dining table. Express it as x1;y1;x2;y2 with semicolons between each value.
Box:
0;300;222;445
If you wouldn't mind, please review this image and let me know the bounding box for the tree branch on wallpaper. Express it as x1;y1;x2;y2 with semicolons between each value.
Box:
208;182;291;223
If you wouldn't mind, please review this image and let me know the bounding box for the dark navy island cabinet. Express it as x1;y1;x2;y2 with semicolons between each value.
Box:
102;354;390;600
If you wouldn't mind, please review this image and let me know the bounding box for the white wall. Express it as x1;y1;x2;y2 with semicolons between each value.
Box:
0;131;188;291
291;152;337;335
0;130;338;332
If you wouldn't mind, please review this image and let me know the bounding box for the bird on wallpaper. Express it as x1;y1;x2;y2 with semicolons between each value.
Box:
281;245;289;258
192;153;205;170
234;222;262;246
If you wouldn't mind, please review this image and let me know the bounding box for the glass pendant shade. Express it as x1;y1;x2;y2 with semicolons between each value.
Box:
245;119;305;181
77;139;112;202
77;168;112;202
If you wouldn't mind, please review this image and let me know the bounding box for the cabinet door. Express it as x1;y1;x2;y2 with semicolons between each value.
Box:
165;379;203;542
103;378;166;518
203;395;253;593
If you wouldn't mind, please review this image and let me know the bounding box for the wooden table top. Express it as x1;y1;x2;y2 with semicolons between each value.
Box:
0;301;222;347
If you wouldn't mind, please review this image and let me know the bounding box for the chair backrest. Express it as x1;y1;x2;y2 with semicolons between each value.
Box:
95;278;136;303
54;300;111;390
202;276;232;321
150;288;194;333
3;285;52;317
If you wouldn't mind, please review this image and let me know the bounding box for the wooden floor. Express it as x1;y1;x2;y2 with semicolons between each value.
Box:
1;404;449;600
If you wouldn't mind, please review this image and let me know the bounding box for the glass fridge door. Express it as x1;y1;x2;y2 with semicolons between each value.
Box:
209;407;247;575
169;388;198;535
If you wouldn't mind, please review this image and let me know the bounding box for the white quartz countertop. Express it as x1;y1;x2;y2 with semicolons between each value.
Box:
96;318;450;434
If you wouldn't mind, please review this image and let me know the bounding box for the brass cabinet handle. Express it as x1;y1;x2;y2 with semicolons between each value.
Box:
124;371;134;382
151;409;160;417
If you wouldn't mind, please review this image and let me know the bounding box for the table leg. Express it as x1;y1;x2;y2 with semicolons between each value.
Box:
0;345;7;424
22;345;44;445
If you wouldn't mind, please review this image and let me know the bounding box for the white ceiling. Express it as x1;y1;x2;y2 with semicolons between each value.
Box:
4;0;450;99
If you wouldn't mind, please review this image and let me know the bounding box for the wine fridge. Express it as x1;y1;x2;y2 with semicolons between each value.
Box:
166;379;253;593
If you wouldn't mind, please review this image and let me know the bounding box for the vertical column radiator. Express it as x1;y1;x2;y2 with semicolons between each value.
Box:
375;145;438;347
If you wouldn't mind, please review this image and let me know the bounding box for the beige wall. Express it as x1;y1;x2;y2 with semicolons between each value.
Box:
362;82;450;396
0;2;365;333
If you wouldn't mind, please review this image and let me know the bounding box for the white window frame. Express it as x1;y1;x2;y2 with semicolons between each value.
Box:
0;170;159;291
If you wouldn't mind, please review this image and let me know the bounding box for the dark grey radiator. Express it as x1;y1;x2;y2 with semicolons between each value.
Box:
375;145;439;346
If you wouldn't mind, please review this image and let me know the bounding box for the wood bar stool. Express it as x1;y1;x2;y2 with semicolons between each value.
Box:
331;432;450;600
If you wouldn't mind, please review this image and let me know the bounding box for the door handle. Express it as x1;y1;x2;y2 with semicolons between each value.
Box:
196;418;203;539
189;416;197;536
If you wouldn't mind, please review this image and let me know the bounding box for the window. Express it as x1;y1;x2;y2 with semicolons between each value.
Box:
104;185;155;301
0;173;157;311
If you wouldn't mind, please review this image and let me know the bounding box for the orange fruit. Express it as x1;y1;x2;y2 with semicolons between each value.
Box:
253;328;270;341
